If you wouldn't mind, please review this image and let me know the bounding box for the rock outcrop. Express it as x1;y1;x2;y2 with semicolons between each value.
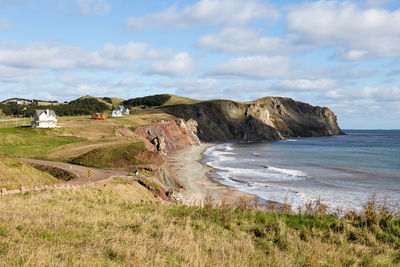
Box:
134;119;201;154
161;97;343;142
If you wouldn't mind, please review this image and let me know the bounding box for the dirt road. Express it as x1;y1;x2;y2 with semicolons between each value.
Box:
22;159;129;186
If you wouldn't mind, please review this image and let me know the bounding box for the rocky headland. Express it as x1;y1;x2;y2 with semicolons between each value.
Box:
130;96;343;203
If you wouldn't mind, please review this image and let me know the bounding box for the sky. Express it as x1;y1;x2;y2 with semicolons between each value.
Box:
0;0;400;129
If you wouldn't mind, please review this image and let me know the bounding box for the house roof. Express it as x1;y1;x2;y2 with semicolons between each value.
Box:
34;109;56;118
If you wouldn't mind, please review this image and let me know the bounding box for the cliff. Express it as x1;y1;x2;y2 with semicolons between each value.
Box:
160;97;343;142
131;96;343;190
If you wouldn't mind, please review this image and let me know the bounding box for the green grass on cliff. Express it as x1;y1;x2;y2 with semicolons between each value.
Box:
69;142;146;168
0;178;399;266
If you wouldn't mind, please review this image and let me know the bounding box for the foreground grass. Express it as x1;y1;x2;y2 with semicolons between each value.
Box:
0;179;399;266
0;127;82;157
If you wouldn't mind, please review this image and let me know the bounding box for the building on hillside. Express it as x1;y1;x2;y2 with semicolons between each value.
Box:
31;109;58;128
111;105;129;118
92;113;107;120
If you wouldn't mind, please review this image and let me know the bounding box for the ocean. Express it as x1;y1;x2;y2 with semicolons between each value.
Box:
203;130;400;211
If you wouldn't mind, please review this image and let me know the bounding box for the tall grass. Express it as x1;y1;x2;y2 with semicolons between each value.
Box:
0;178;398;266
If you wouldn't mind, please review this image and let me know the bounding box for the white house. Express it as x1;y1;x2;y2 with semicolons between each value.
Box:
111;105;129;117
31;109;58;128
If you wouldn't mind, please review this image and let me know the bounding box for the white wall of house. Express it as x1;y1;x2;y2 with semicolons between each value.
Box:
31;109;58;128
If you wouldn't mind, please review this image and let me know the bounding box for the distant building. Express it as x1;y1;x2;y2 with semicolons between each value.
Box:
16;100;22;105
31;109;58;128
92;113;107;120
111;105;129;118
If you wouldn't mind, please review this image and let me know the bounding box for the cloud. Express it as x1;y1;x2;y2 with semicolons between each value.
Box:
325;86;400;101
286;1;400;60
387;69;400;76
0;18;12;30
126;0;279;31
0;42;149;70
157;78;221;98
274;79;338;91
197;27;299;54
208;56;291;79
157;78;271;101
0;65;37;82
144;52;195;77
76;0;111;16
364;0;395;8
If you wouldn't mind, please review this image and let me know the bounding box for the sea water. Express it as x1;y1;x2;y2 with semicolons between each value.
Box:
203;130;400;211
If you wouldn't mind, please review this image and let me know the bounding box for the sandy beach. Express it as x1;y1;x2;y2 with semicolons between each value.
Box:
167;143;256;206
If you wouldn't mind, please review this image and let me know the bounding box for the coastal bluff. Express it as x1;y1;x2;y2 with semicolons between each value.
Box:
161;96;343;142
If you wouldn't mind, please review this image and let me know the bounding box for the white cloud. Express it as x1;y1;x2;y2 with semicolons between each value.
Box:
364;0;395;8
209;56;291;79
275;79;338;91
76;0;111;16
126;0;279;31
0;65;36;82
325;86;400;101
65;84;125;96
286;1;400;60
0;42;150;70
197;27;298;54
157;78;271;101
0;18;12;30
157;78;221;98
145;52;195;77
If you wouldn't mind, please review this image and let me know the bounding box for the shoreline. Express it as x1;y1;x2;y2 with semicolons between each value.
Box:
167;143;257;205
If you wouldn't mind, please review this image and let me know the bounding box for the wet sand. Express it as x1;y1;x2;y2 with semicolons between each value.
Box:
167;143;257;206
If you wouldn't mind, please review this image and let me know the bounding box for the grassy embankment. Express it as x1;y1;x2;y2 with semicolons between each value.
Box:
70;142;146;169
0;178;399;266
0;153;60;189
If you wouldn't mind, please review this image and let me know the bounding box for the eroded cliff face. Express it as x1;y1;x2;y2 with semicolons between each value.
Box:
133;119;200;191
134;118;201;155
161;97;343;142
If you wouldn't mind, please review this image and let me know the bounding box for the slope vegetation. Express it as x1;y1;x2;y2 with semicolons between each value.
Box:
0;178;398;266
0;153;59;189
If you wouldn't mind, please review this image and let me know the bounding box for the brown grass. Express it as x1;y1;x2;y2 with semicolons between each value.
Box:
0;179;398;266
0;153;60;190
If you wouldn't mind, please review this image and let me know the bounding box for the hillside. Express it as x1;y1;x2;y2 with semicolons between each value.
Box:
122;94;198;109
77;95;124;109
0;98;62;106
0;178;398;266
0;153;60;189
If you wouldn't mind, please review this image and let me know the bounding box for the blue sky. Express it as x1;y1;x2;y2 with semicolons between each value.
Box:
1;0;400;129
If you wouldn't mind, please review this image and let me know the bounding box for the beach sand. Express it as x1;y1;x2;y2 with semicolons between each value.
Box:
167;143;257;206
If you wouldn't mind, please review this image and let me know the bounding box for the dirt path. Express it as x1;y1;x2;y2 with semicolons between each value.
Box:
21;159;129;186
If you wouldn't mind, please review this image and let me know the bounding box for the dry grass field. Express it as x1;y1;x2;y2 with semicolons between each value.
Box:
0;178;399;266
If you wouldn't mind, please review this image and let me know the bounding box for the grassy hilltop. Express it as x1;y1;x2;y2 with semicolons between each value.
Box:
0;94;399;266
